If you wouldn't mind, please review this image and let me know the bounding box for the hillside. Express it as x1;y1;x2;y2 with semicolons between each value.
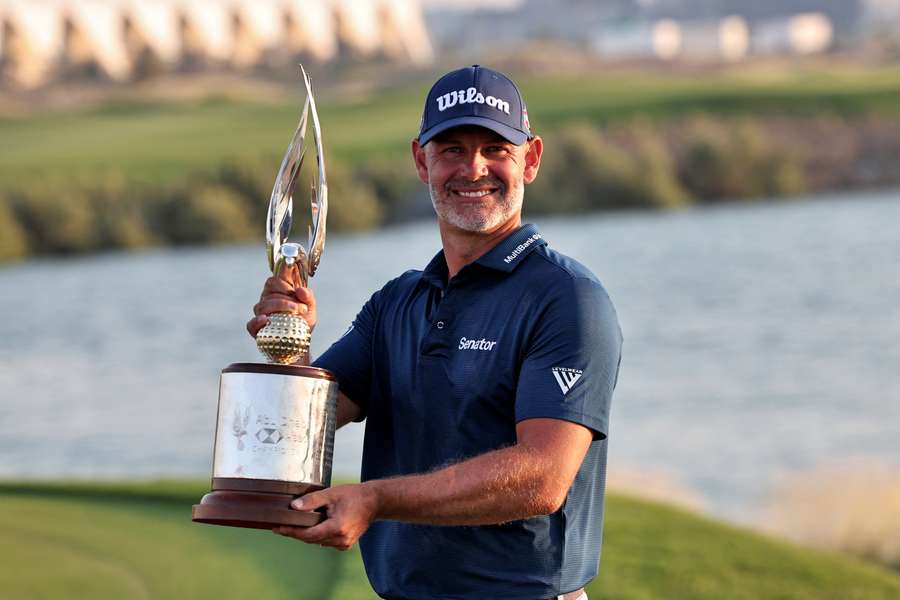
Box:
2;64;900;185
2;63;900;262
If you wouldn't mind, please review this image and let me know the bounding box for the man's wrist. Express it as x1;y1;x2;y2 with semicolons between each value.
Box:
361;479;387;522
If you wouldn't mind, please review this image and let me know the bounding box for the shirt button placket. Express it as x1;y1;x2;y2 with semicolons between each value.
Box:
422;285;453;356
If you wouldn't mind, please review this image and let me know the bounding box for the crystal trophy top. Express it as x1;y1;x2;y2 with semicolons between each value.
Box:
256;66;328;365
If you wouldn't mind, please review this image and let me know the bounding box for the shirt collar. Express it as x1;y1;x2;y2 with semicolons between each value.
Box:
421;249;450;289
420;224;547;288
475;224;547;272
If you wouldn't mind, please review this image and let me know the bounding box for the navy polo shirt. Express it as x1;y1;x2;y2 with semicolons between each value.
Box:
314;224;622;600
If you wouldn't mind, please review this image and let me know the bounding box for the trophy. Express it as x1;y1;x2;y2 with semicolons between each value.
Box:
192;67;338;530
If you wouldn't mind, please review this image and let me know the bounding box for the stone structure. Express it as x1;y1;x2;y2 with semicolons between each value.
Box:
0;0;433;88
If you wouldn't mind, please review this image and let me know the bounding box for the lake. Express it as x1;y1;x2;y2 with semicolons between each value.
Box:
1;189;898;522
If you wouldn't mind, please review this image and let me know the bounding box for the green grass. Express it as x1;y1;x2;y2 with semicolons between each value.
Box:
596;495;900;599
3;65;900;186
2;481;900;599
0;480;340;599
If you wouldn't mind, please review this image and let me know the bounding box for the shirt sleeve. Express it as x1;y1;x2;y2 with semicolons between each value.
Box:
312;287;383;421
515;277;622;439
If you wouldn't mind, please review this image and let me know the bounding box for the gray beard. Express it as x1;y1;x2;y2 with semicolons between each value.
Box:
429;182;524;233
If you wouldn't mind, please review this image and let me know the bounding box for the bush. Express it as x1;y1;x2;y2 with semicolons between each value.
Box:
210;153;386;238
758;152;807;198
0;151;389;263
0;199;28;261
164;184;257;245
0;113;845;263
678;117;806;201
209;155;279;222
10;184;99;255
529;124;658;214
627;122;692;209
321;161;384;232
356;157;424;223
678;118;745;200
87;175;157;249
4;175;160;256
290;158;384;234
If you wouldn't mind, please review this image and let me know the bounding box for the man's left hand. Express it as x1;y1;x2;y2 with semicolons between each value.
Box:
273;483;379;551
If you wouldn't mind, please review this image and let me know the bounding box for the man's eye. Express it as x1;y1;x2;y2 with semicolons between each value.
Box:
443;147;463;154
486;146;509;155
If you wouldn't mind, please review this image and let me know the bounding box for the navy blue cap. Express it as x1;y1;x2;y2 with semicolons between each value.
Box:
418;65;532;146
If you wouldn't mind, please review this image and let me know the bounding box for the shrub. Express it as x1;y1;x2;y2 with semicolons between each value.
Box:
289;158;385;233
356;157;425;223
677;117;806;201
209;155;279;222
529;124;657;214
0;199;29;261
627;121;692;209
322;161;384;232
87;175;157;249
209;152;387;237
164;183;256;245
1;111;874;264
678;117;745;200
758;152;807;198
10;184;99;255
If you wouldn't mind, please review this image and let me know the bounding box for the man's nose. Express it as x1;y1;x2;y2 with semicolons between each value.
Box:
458;150;489;179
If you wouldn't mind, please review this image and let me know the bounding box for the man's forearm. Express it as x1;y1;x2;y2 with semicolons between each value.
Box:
335;391;362;428
365;443;568;526
280;419;592;549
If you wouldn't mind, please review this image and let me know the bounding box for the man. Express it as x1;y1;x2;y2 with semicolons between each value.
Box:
247;65;622;600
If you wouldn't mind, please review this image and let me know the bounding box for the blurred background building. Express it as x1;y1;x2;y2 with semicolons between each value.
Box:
0;0;433;88
425;0;900;62
4;1;900;89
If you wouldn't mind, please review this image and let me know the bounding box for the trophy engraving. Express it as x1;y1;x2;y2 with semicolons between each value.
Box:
232;405;251;451
192;66;339;531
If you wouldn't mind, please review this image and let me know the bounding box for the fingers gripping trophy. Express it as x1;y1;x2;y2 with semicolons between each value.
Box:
192;67;339;530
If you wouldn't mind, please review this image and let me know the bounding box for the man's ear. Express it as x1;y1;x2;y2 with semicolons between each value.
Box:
411;139;430;184
522;136;543;185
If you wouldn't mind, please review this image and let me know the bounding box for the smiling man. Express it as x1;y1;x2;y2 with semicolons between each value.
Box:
248;65;623;600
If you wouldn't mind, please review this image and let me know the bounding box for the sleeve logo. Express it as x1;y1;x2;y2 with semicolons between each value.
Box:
552;367;583;395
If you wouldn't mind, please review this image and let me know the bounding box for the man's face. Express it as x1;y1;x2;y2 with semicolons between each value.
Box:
412;126;542;234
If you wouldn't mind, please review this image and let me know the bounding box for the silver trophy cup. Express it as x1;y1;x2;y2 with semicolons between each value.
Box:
193;67;339;530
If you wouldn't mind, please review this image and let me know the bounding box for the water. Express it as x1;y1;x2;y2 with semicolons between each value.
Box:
1;189;899;521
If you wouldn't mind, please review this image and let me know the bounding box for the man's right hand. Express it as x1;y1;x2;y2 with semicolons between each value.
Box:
247;273;362;426
246;274;318;338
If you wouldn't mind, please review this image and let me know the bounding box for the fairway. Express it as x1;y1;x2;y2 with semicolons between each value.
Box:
3;481;900;599
0;483;344;599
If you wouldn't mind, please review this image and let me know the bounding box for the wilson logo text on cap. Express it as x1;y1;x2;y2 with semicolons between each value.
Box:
552;367;583;395
437;86;511;115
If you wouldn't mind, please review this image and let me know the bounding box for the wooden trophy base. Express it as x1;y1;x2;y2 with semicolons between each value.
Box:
192;478;324;530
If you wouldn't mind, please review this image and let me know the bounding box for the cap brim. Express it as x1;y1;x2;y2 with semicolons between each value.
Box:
419;116;529;146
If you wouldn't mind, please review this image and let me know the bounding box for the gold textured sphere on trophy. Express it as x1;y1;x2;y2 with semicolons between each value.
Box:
256;313;311;365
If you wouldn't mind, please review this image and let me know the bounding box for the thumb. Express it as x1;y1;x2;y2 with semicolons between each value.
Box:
277;262;301;288
291;490;329;512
